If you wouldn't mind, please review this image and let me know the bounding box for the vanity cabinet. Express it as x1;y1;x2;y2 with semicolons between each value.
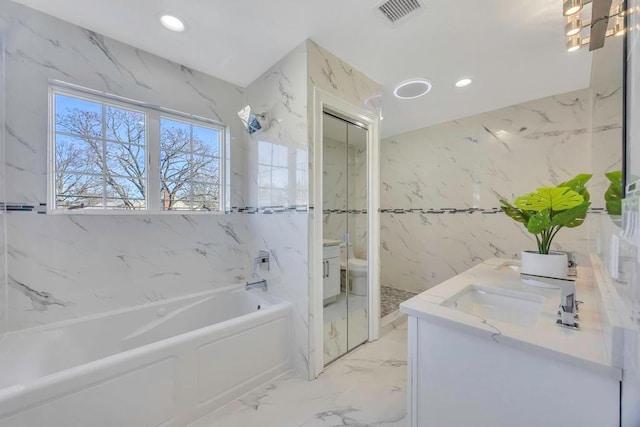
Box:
406;316;619;427
401;258;622;427
323;245;340;302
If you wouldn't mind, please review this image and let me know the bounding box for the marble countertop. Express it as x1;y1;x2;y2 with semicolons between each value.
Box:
400;257;622;380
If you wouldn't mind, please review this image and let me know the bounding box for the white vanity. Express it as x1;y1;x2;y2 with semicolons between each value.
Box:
400;258;623;427
322;239;342;303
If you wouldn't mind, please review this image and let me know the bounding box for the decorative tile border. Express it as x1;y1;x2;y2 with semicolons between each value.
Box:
322;209;368;214
0;203;607;216
0;202;47;214
228;205;309;214
379;207;501;215
378;207;607;215
0;202;310;215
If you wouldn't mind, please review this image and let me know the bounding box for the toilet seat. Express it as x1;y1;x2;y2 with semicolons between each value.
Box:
347;258;367;271
347;258;368;296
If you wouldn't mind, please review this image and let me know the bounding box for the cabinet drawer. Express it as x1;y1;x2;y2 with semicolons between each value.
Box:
323;244;341;259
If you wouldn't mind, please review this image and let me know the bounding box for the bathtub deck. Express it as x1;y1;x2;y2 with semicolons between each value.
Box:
192;322;407;427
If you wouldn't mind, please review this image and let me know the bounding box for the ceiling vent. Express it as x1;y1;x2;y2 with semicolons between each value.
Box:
377;0;423;25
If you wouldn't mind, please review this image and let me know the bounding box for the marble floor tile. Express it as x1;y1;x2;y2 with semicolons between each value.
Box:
381;286;417;318
192;323;408;427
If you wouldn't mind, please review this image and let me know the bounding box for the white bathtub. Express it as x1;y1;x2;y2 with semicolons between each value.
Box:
0;285;291;426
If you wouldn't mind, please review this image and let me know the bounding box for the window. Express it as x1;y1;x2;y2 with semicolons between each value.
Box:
160;118;221;211
54;94;147;210
50;86;225;213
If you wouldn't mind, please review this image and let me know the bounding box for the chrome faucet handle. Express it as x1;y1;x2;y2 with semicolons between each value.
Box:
520;273;579;330
255;250;270;271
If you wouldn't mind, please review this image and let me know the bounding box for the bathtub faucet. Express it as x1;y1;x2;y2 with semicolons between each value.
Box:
246;279;268;291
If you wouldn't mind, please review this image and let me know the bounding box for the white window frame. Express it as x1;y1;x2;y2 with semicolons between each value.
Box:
48;82;227;214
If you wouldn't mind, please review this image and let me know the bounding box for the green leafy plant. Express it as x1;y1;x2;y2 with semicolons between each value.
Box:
604;170;622;216
500;174;592;255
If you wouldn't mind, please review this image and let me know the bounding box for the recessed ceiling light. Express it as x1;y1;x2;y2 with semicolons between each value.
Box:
160;14;186;32
393;79;432;99
563;0;583;16
455;78;472;88
565;14;582;37
566;36;581;52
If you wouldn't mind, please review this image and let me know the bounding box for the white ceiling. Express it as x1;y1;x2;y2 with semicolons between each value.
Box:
11;0;594;138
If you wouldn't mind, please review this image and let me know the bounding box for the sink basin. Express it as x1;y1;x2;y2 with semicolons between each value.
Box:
442;284;545;328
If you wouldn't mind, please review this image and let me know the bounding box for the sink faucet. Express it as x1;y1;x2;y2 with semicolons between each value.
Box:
520;273;579;330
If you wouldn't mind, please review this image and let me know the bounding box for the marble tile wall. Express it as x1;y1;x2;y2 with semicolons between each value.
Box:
381;89;596;293
245;42;310;377
1;2;254;331
6;214;253;330
245;213;309;378
307;41;382;115
245;42;308;209
0;27;5;336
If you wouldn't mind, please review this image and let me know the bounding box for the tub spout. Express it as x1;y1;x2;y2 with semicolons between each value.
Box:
246;279;268;291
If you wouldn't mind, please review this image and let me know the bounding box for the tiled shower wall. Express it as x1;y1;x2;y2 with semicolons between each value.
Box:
245;42;310;377
0;26;5;336
1;2;254;331
380;88;615;294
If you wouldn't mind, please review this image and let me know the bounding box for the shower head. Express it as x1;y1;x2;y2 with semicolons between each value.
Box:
237;105;267;135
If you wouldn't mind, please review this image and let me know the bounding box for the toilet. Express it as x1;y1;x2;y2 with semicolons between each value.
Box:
348;258;368;296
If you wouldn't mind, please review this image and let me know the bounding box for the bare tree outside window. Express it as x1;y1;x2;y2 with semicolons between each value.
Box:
53;92;222;212
55;94;146;209
160;118;221;211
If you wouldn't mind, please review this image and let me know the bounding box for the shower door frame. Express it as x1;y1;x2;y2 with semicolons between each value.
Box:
309;88;380;379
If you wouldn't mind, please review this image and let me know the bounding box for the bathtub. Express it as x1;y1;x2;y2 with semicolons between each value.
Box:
0;285;291;426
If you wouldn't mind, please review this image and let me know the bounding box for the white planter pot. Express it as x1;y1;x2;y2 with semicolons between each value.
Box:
520;251;568;288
